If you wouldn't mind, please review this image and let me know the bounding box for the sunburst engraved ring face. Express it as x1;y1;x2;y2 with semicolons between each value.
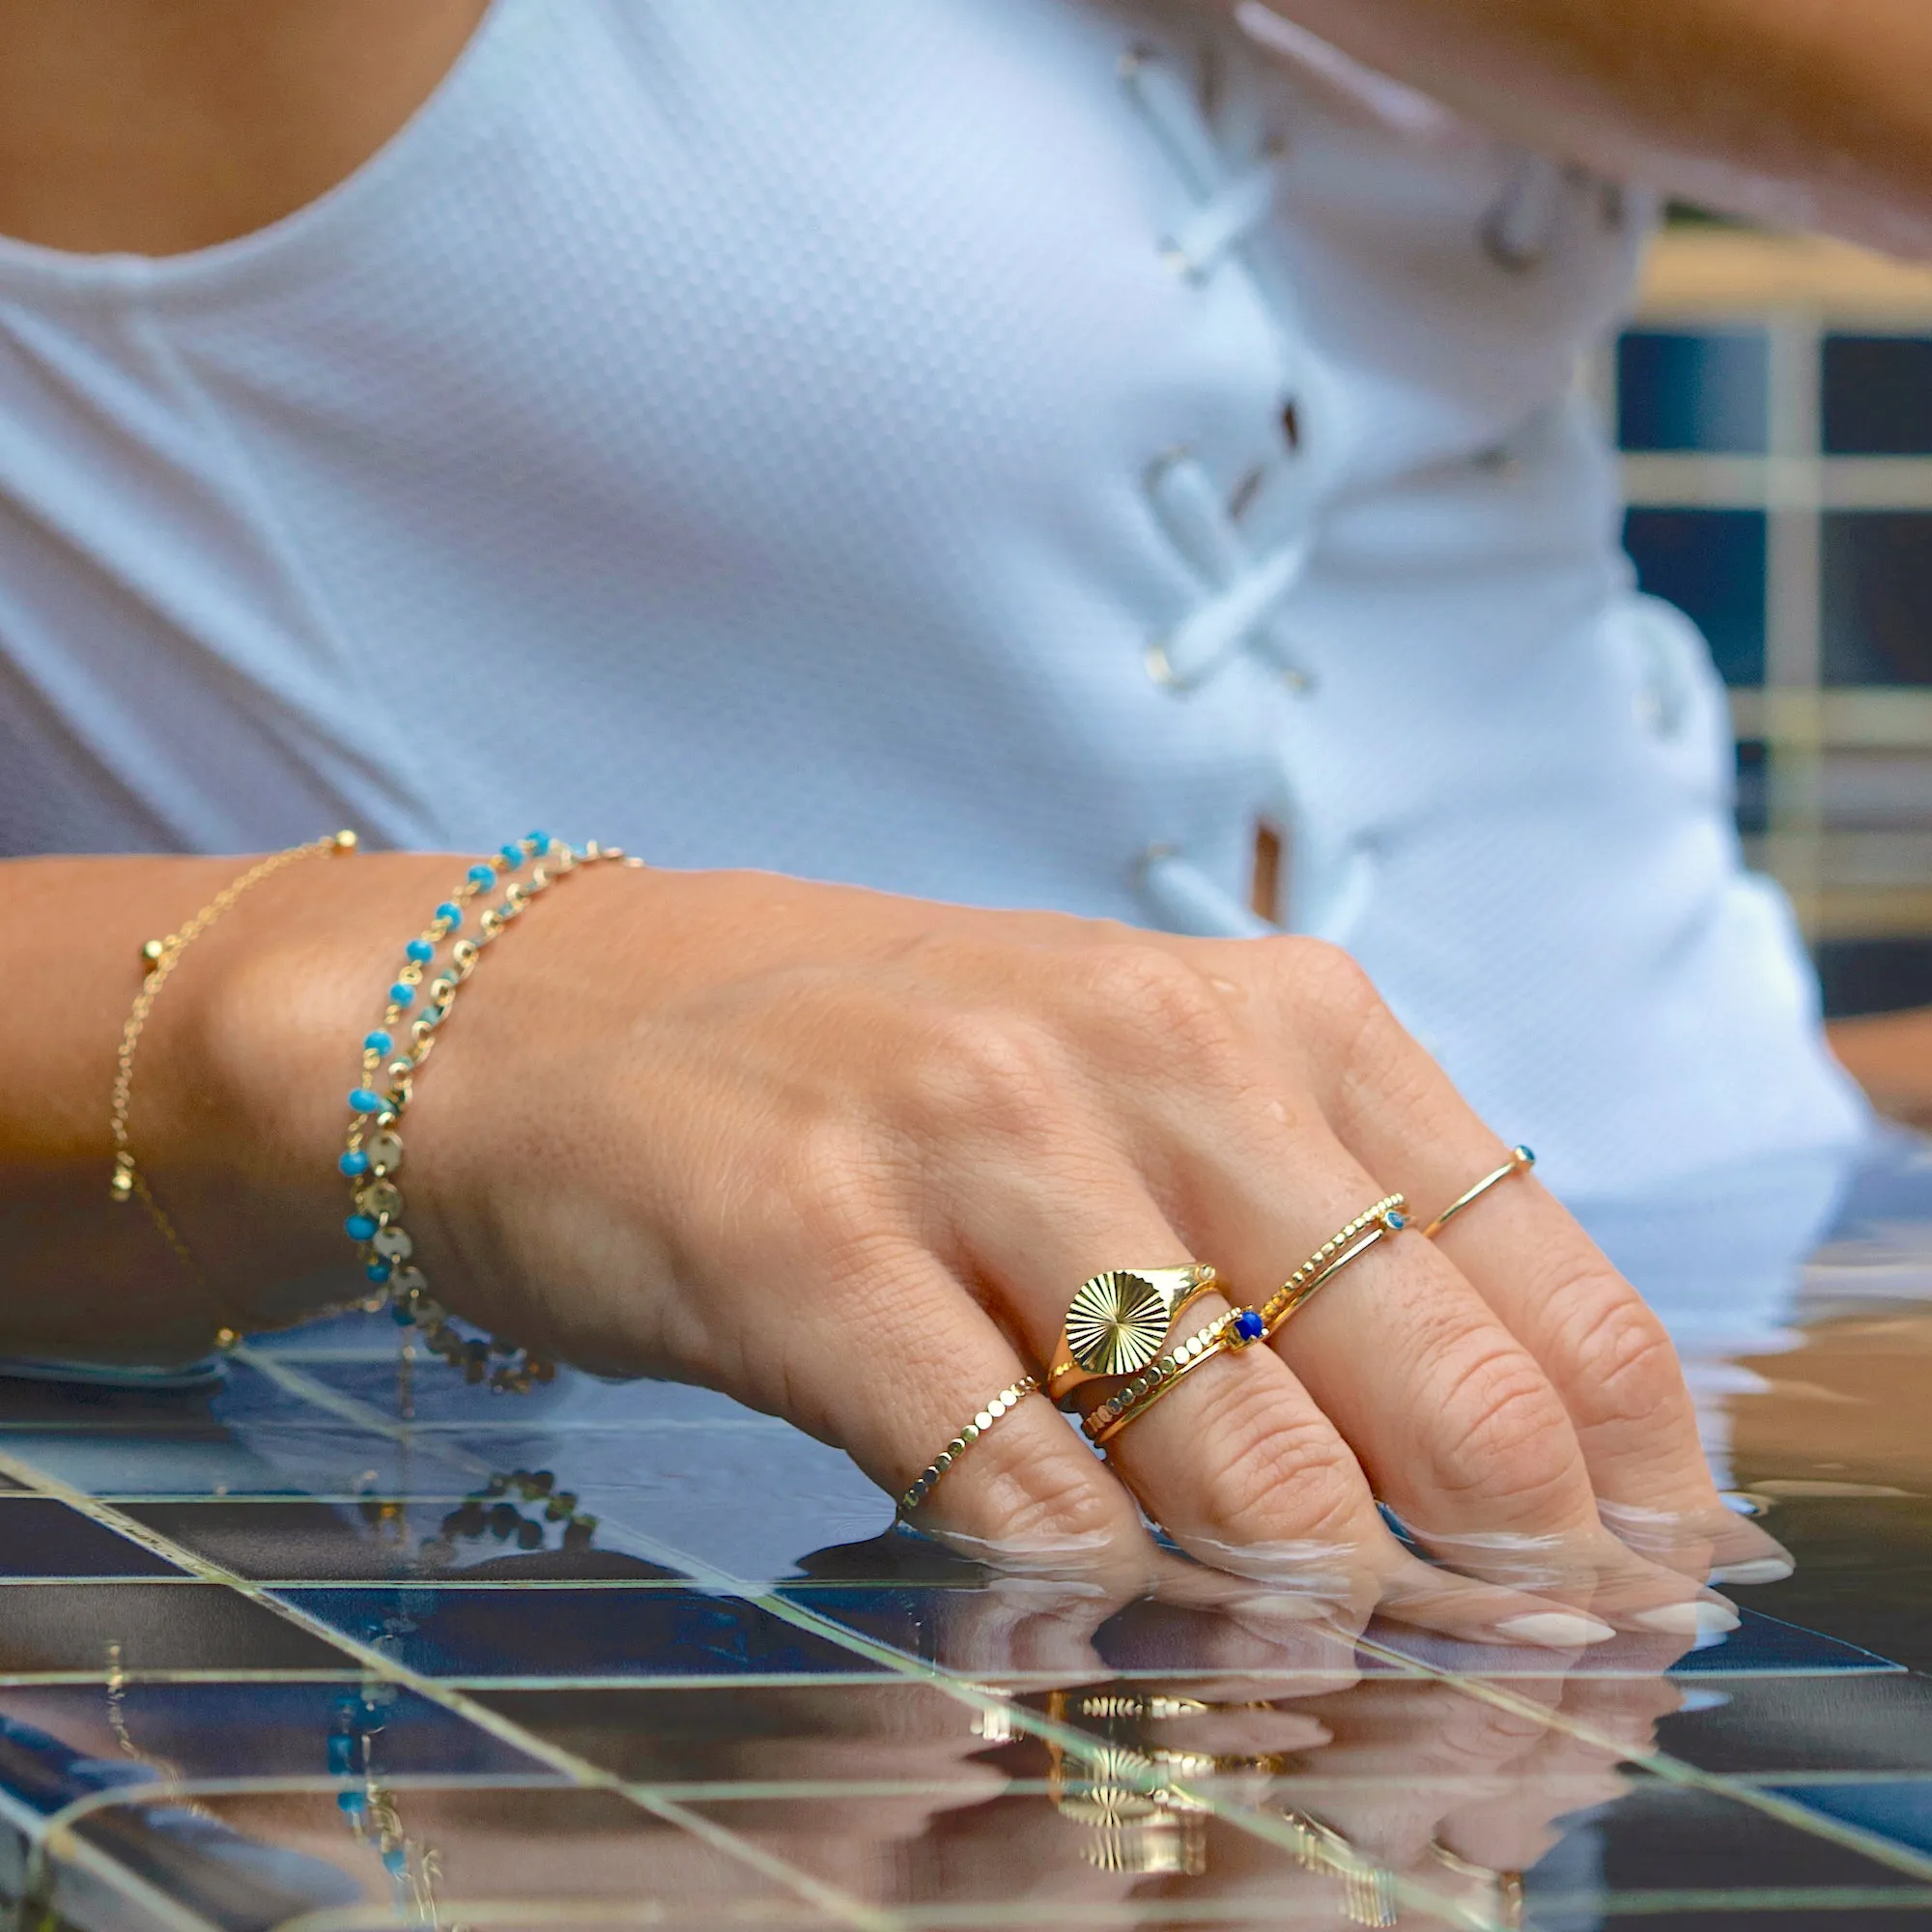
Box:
1064;1266;1210;1377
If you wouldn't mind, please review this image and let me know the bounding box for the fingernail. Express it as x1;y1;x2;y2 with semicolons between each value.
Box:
1630;1601;1740;1636
1709;1556;1793;1585
1495;1611;1617;1648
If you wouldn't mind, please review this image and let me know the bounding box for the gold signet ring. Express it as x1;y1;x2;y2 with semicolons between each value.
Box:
1048;1264;1218;1406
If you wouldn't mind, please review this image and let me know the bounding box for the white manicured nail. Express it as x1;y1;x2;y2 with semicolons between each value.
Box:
1708;1557;1793;1585
1631;1601;1740;1636
1495;1611;1617;1648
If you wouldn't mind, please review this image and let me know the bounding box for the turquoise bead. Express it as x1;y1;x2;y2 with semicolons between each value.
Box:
368;1262;394;1285
499;843;523;867
346;1213;378;1240
389;983;414;1007
527;830;551;851
436;901;463;927
406;938;435;963
349;1089;384;1114
467;863;495;886
363;1031;391;1056
338;1150;370;1178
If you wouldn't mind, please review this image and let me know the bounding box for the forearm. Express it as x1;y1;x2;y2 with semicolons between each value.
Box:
0;850;458;1358
1258;0;1932;256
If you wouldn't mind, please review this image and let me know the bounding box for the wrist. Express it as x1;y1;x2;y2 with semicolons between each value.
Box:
155;849;467;1332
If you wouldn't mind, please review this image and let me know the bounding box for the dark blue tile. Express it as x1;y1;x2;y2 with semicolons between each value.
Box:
0;1583;352;1673
0;1679;542;1782
0;1499;186;1577
273;1585;891;1680
1620;328;1769;453
1825;335;1932;455
1624;508;1766;685
1823;510;1932;685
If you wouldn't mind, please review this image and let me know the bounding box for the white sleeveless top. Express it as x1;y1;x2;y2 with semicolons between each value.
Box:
0;0;1865;1198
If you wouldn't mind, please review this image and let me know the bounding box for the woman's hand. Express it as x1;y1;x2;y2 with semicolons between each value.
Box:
191;860;1782;1635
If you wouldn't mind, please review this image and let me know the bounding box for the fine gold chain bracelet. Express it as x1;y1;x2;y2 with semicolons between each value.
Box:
110;830;359;1323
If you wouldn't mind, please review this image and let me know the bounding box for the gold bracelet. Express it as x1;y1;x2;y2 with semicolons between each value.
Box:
338;837;642;1394
109;831;359;1327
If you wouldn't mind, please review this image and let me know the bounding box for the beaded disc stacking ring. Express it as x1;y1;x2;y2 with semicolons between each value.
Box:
1048;1264;1219;1405
1419;1146;1536;1240
899;1375;1041;1513
1258;1194;1407;1344
1083;1304;1269;1448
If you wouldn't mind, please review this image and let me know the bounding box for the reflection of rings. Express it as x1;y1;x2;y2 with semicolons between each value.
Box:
898;1374;1040;1514
1282;1810;1398;1928
1419;1145;1535;1240
1083;1305;1267;1447
1259;1195;1407;1341
1048;1264;1218;1404
1430;1839;1525;1928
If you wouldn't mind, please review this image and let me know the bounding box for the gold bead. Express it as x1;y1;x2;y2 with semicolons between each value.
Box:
109;1167;134;1202
139;938;166;971
332;829;359;851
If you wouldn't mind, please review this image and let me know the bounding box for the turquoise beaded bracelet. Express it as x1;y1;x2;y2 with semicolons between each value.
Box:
336;835;640;1393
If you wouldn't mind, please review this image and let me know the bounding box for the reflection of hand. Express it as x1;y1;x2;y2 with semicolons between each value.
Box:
185;862;1781;1617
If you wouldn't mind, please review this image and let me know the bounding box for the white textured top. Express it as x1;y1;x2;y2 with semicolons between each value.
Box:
0;0;1865;1196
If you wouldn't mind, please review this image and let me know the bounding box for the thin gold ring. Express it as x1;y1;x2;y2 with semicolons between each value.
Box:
899;1375;1040;1514
1259;1194;1406;1341
1085;1307;1267;1448
1419;1146;1535;1241
1048;1264;1218;1405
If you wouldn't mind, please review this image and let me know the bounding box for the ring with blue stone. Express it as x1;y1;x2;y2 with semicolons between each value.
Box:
1083;1304;1270;1449
1258;1194;1409;1343
1417;1147;1536;1241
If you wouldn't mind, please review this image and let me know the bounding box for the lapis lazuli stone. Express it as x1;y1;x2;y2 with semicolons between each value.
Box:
349;1089;384;1115
1234;1309;1265;1343
406;938;435;964
338;1149;370;1178
346;1213;379;1241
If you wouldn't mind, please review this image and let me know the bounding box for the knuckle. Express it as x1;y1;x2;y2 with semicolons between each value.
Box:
983;1446;1140;1548
1561;1288;1690;1432
1428;1342;1580;1510
778;1117;903;1267
902;1009;1069;1148
1182;1380;1365;1542
1077;944;1244;1069
1274;936;1381;1027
